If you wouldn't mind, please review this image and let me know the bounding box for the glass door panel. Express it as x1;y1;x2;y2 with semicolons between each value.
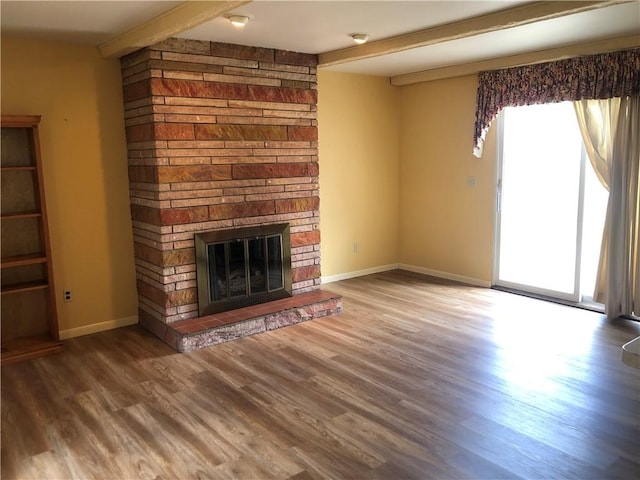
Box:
496;102;585;300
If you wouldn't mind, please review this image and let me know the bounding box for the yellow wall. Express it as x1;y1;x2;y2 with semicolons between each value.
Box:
399;75;497;283
318;71;498;284
1;36;138;337
318;71;400;279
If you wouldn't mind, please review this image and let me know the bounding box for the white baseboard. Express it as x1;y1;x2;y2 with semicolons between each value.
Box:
398;263;491;287
59;315;139;340
321;263;491;287
321;264;399;284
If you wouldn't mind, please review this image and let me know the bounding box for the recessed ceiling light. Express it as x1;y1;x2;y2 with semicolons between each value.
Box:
350;33;369;45
228;15;249;28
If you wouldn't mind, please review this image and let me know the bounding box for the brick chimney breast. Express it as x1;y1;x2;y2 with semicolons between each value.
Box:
121;39;321;327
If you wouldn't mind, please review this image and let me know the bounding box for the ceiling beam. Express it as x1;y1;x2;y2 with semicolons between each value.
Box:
98;0;250;59
318;0;628;67
390;35;639;86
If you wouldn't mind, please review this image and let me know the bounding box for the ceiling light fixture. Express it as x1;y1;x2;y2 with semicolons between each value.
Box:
228;15;249;28
350;33;369;45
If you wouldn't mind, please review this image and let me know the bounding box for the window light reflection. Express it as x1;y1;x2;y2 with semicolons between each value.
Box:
491;295;598;393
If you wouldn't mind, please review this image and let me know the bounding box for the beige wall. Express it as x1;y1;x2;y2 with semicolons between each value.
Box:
1;36;138;337
319;71;497;284
318;71;401;279
399;75;497;283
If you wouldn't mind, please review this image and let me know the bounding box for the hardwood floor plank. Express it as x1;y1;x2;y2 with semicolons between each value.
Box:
364;461;435;480
217;435;304;479
70;389;172;478
193;371;308;449
24;449;74;480
467;397;622;466
451;415;607;479
305;373;464;460
448;450;524;480
1;385;51;458
289;445;374;480
2;270;639;479
171;389;247;461
43;413;124;480
604;457;640;479
241;383;385;470
213;454;289;480
326;411;458;477
228;336;318;382
116;404;206;477
287;470;316;480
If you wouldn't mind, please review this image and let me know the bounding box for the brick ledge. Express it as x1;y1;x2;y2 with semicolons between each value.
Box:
139;290;342;353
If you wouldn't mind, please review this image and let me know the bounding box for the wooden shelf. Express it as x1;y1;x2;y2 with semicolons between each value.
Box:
1;115;61;364
1;281;49;295
1;115;42;127
1;254;47;268
1;212;42;220
1;335;63;366
1;166;36;172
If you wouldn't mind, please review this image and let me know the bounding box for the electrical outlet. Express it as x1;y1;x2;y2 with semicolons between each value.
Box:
64;290;72;302
353;241;359;254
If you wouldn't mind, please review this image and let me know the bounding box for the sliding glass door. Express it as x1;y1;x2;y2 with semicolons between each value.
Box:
495;102;607;303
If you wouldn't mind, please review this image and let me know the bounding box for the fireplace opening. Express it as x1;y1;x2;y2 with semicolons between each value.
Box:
195;224;292;315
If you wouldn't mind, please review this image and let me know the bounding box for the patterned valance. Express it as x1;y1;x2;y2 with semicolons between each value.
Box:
473;49;640;157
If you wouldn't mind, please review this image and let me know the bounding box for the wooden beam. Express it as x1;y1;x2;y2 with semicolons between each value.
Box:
99;1;251;59
319;1;627;67
390;35;640;86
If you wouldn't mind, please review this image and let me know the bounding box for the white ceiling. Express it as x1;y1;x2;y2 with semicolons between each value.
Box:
1;1;639;78
176;1;526;53
331;2;640;76
0;1;183;45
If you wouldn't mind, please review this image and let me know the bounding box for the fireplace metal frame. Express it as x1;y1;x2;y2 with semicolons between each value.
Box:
195;223;292;316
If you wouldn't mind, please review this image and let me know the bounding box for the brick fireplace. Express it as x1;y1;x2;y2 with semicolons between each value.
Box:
121;38;341;351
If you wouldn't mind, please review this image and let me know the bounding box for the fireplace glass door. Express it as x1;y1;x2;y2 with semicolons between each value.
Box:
196;224;292;315
208;234;284;302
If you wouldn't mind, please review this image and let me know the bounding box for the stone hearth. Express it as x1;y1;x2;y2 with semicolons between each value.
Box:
142;290;342;352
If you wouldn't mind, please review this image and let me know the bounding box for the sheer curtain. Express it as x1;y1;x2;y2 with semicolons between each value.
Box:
574;96;640;320
573;99;619;306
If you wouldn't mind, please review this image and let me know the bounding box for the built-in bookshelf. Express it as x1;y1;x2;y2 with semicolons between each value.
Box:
1;115;62;364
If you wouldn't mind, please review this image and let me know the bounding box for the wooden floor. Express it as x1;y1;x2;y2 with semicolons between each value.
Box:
2;270;639;479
